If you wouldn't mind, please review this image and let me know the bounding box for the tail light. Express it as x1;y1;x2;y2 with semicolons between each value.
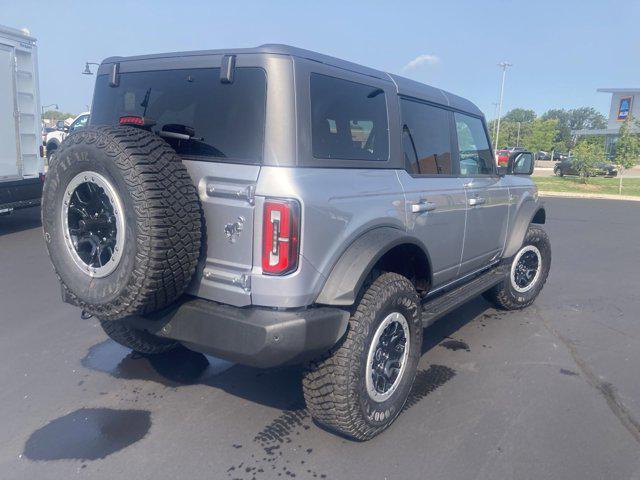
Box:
262;199;300;275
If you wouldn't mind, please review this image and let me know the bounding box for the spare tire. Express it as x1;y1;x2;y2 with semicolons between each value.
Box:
42;126;201;321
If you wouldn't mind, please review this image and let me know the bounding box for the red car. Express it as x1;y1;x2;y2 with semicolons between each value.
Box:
496;147;526;166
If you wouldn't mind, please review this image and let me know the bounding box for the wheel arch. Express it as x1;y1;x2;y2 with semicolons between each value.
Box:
315;227;432;306
503;195;546;258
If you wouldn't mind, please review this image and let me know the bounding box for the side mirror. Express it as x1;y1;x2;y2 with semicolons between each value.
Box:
509;151;534;175
55;120;65;131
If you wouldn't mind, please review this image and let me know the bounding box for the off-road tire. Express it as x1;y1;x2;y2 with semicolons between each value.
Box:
100;320;179;354
484;225;551;310
302;272;422;441
42;126;201;321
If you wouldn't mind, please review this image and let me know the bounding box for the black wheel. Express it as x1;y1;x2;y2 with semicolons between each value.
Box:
303;272;422;441
554;167;563;177
100;320;179;354
42;126;201;321
484;225;551;310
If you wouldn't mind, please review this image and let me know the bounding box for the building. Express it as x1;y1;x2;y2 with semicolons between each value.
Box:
573;88;640;153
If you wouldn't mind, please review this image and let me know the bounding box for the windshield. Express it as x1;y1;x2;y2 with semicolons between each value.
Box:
90;67;267;163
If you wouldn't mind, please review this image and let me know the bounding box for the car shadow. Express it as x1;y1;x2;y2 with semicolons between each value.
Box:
421;296;496;354
82;339;304;411
0;206;42;236
82;296;496;412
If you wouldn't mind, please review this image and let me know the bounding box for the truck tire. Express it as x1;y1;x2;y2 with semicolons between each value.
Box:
42;126;201;321
483;225;551;310
100;319;179;354
303;272;422;441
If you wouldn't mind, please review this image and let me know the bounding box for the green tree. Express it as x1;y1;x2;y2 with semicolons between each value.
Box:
524;119;559;154
614;116;640;194
541;107;607;151
503;108;536;123
571;139;606;183
42;110;76;121
488;108;536;148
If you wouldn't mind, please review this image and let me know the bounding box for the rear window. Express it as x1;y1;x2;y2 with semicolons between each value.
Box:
310;73;388;161
90;67;266;163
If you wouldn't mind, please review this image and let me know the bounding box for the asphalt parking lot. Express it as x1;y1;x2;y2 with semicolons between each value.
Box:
1;197;640;480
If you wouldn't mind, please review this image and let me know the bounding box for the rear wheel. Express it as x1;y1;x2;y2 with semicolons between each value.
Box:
484;225;551;310
303;272;422;441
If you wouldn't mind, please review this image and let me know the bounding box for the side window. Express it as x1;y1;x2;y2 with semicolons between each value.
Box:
400;99;453;175
454;113;493;175
310;73;389;161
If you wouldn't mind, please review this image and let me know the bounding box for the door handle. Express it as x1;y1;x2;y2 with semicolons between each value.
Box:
411;200;437;213
468;197;486;206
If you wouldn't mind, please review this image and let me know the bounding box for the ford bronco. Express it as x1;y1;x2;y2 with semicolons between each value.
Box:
42;45;550;440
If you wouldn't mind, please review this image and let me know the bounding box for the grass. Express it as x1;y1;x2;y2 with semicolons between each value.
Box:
533;176;640;197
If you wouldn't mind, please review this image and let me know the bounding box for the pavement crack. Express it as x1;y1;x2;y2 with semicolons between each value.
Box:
534;306;640;445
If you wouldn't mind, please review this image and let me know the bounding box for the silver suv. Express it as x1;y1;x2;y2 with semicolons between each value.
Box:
42;45;550;440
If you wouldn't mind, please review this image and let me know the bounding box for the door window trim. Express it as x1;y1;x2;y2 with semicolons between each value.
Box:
452;111;497;178
399;97;460;179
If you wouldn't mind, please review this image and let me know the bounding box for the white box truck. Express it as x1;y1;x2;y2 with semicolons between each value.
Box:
0;24;44;214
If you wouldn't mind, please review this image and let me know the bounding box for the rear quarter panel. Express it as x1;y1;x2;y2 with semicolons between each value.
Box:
251;167;406;307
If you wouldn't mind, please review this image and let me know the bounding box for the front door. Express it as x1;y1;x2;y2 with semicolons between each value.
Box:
454;112;510;275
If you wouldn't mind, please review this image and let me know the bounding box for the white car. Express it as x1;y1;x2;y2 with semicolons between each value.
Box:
44;112;90;160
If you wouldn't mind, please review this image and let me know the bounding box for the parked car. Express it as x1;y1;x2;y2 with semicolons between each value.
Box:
554;158;618;177
44;112;90;161
0;25;45;215
497;146;525;166
41;45;550;441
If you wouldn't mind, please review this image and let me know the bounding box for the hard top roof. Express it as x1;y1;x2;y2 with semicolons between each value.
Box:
102;44;482;117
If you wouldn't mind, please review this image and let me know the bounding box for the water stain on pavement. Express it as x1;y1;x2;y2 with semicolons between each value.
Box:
23;408;151;461
224;364;456;479
439;339;470;352
81;340;233;386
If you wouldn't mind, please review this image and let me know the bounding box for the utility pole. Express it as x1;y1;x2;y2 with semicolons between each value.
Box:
494;61;512;155
516;121;521;147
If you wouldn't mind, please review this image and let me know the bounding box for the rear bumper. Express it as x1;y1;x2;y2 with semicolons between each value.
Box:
0;178;43;213
126;297;350;368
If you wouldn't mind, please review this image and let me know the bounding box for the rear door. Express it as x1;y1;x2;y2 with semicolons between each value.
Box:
397;99;466;287
0;44;19;179
454;112;510;274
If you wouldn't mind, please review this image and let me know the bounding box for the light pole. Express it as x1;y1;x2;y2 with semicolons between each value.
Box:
494;61;512;155
41;103;58;116
491;102;499;144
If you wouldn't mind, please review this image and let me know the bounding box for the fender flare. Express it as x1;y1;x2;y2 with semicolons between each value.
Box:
315;227;432;306
503;194;546;258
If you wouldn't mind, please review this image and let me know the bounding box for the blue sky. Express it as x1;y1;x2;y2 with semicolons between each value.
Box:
3;0;639;117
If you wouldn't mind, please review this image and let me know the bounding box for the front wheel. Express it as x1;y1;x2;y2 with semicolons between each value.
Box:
303;272;422;441
484;225;551;310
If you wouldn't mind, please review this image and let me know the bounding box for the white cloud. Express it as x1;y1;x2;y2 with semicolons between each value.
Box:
403;54;440;71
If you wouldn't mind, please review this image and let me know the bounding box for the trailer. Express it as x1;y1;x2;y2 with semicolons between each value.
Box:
0;24;44;215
